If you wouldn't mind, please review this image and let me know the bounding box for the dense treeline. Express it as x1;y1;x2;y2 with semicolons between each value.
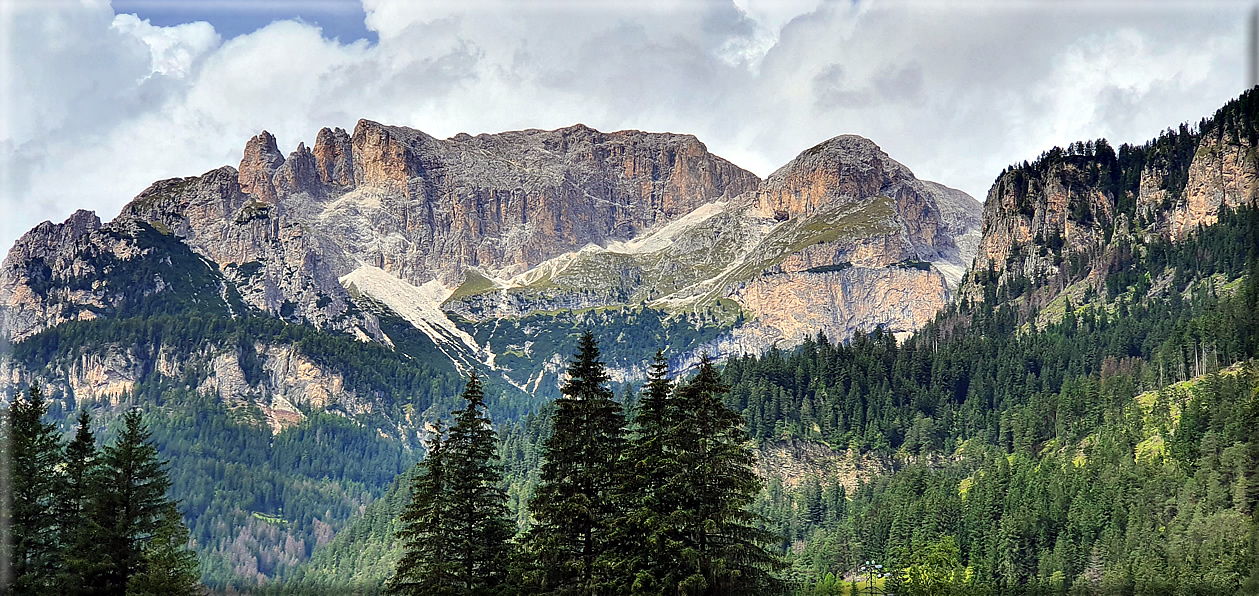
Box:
390;335;785;595
282;200;1259;594
6;300;483;588
3;385;199;594
717;216;1259;591
725;205;1259;451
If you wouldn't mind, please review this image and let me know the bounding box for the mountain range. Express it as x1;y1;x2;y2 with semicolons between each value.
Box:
0;120;980;412
2;87;1257;590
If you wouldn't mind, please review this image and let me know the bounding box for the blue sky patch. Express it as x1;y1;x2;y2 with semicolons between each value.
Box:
110;0;376;44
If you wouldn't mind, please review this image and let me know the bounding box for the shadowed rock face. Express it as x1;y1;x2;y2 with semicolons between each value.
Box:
313;127;354;187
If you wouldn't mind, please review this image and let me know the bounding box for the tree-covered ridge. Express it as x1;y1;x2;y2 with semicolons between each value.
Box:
779;364;1258;595
973;86;1259;330
720;204;1259;592
994;86;1259;221
725;206;1257;451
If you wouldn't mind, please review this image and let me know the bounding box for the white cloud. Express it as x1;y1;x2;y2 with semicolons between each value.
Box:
1;0;1250;253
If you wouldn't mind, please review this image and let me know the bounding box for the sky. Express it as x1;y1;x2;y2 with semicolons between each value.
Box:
1;0;1254;254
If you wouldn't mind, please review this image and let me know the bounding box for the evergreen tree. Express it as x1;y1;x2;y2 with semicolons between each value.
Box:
125;503;200;595
668;356;785;595
445;372;515;594
7;384;63;594
525;331;628;594
613;350;686;593
94;408;187;593
57;409;109;593
389;421;459;596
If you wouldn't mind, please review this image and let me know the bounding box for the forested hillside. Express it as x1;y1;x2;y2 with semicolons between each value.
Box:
280;91;1259;595
285;201;1259;591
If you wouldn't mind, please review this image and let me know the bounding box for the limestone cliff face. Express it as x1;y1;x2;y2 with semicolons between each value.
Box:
725;266;952;349
964;104;1258;312
119;166;377;338
972;158;1114;286
1141;136;1259;239
0;337;374;435
2;121;980;398
324;120;761;287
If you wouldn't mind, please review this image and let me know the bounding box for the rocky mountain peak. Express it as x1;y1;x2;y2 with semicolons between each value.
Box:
238;131;286;203
274;142;322;197
349;119;440;192
760;134;913;220
3;209;101;268
313;127;354;187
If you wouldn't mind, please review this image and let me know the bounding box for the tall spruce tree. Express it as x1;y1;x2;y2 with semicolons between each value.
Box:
668;356;785;595
525;332;628;595
389;421;459;596
56;409;110;592
94;408;191;593
7;384;63;594
445;372;515;593
612;350;686;593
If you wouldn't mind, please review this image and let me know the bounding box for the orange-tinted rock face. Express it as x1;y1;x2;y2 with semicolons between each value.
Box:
1154;137;1258;239
238;131;286;203
313;127;353;187
754;135;968;267
759;135;904;219
273;143;321;197
322;120;760;286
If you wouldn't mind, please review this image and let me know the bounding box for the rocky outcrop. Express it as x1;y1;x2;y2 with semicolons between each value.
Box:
1;336;372;434
314;127;354;187
968;128;1258;311
726;266;952;348
2;121;980;397
757;438;889;491
119;166;377;338
1143;136;1259;239
0;209;105;342
756;135;965;264
972;158;1113;284
238;131;286;204
274;143;323;198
